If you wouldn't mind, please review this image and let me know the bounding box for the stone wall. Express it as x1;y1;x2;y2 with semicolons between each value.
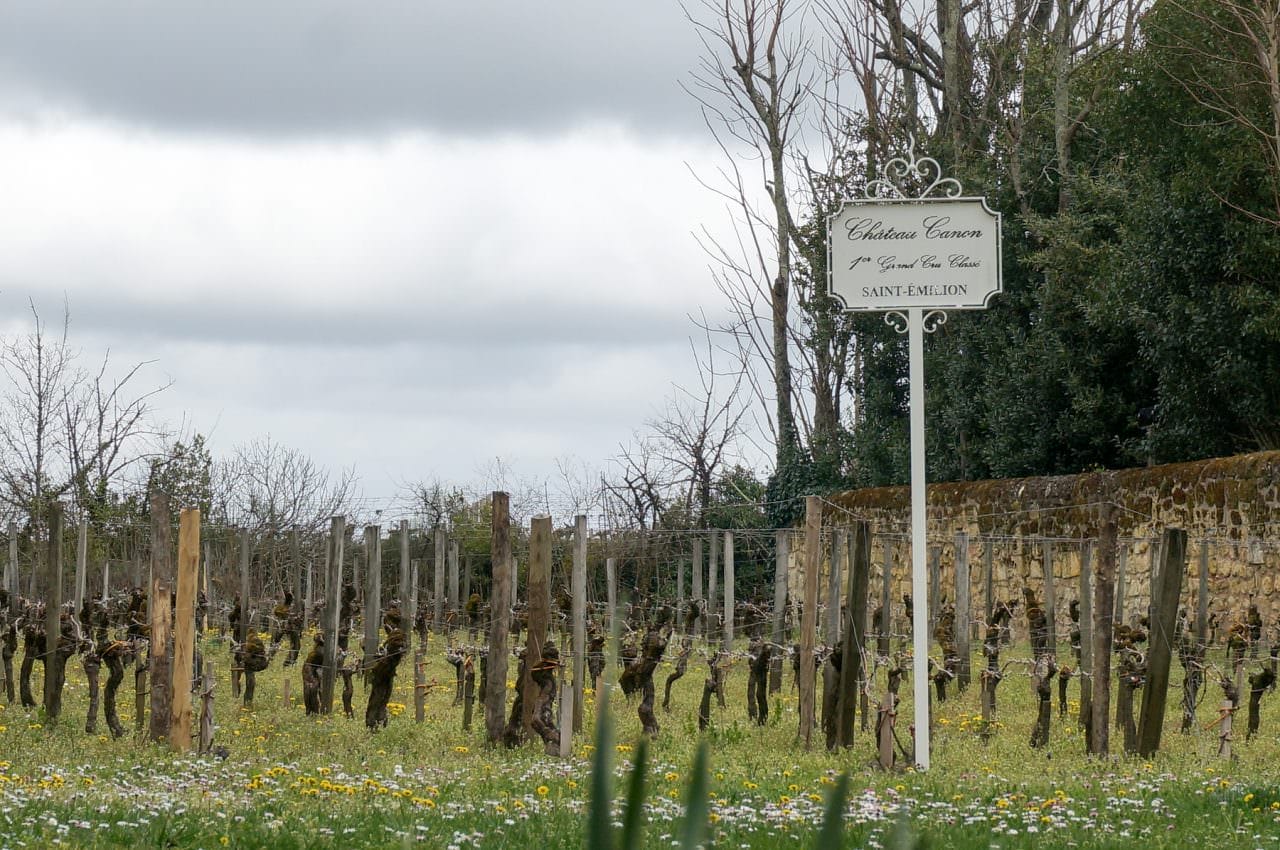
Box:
789;451;1280;638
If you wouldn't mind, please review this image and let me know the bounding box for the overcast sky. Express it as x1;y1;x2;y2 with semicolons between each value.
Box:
0;2;755;512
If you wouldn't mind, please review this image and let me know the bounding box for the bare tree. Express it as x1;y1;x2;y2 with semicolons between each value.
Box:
0;301;168;533
688;0;815;467
1156;0;1280;223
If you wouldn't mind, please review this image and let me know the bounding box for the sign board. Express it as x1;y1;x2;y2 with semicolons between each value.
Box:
828;197;1001;311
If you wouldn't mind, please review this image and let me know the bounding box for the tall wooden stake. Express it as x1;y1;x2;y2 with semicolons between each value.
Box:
521;516;552;739
879;538;892;657
826;529;844;645
238;529;251;645
691;537;703;637
363;526;382;669
171;508;200;752
1091;511;1116;755
1041;541;1057;656
707;531;718;628
723;530;735;649
43;502;66;720
448;538;460;618
605;557;617;633
954;531;971;691
799;496;820;749
1137;528;1187;757
572;515;587;733
836;520;869;746
4;520;16;597
770;529;788;693
485;492;512;744
74;519;88;619
148;493;173;743
320;517;345;714
1079;542;1094;738
399;520;411;610
412;560;425;724
433;527;446;631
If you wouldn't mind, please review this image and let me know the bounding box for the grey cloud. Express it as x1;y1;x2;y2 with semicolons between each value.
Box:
0;1;707;136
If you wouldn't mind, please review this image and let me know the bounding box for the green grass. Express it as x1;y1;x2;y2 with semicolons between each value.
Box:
1;631;1278;849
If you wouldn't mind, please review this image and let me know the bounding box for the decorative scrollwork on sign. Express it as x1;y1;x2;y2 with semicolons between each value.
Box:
923;310;949;334
884;311;910;335
863;135;964;201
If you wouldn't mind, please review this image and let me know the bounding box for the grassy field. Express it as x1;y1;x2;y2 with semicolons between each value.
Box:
1;631;1279;849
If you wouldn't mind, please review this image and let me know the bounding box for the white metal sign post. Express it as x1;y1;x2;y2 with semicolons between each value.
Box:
828;139;1001;770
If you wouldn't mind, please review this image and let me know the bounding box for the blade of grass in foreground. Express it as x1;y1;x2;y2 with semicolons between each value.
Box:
812;772;851;849
677;741;710;850
587;687;614;850
619;737;649;850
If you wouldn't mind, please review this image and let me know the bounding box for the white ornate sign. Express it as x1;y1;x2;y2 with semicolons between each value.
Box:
828;197;1001;311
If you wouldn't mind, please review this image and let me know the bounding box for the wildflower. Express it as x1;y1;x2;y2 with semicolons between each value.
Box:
536;785;549;796
454;746;469;754
220;837;229;847
665;772;679;782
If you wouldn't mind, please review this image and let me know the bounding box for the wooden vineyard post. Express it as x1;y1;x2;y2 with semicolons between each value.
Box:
605;558;617;635
706;531;718;634
928;545;941;637
43;502;66;720
1091;511;1116;756
1115;545;1128;625
1041;540;1057;657
4;520;16;598
572;515;587;733
485;492;512;745
399;520;411;613
1137;528;1187;758
148;493;173;743
433;528;446;633
171;508;200;752
691;537;703;637
879;538;892;658
770;529;788;693
558;675;573;757
75;519;88;623
836;520;869;747
412;561;425;724
199;661;215;754
363;525;381;677
448;538;460;625
520;516;552;742
954;531;971;691
799;496;821;749
1078;542;1094;740
723;531;735;650
239;528;251;645
677;558;685;630
983;539;994;629
826;529;844;646
320;516;345;715
290;528;302;630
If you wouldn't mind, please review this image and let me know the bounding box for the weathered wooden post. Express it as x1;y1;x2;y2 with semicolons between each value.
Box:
148;493;173;743
43;502;66;720
75;519;88;620
691;537;703;637
448;538;460;620
485;492;512;745
954;531;971;691
879;538;892;658
799;496;820;749
399;520;411;611
520;516;552;742
171;507;200;752
723;531;735;650
4;520;16;597
836;520;870;747
320;516;345;715
605;557;617;634
770;529;788;693
1078;543;1094;739
412;561;426;724
572;515;587;732
676;558;685;631
1041;540;1057;656
826;529;844;646
1115;544;1128;625
1137;528;1187;757
433;528;446;632
363;526;382;677
238;528;251;645
290;527;302;623
198;661;215;754
983;539;994;627
707;530;718;628
928;544;941;636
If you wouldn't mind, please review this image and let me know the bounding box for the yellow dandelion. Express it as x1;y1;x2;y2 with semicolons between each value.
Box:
536;785;549;796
